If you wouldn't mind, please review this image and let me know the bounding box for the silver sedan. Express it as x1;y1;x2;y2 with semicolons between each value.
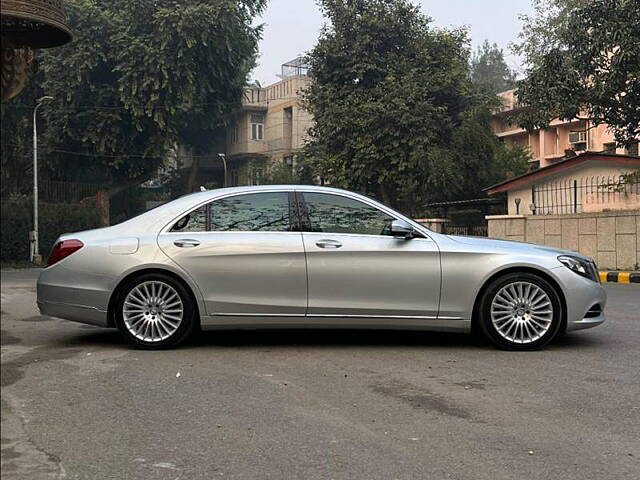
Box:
37;185;606;350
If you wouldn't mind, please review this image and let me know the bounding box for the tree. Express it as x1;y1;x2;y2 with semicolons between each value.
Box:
302;0;526;213
2;0;266;221
470;40;517;95
259;158;315;185
302;0;479;214
513;0;640;146
450;107;530;199
0;74;42;197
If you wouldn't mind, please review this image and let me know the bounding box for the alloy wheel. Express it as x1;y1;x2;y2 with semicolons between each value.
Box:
122;281;184;342
490;281;553;344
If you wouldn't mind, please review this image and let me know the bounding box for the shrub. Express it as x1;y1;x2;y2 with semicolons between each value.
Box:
1;197;101;262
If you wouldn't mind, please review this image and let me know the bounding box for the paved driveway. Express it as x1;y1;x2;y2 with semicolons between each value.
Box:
1;269;639;479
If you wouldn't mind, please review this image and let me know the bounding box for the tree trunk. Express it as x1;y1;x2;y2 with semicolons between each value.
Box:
380;183;392;207
95;172;157;226
96;190;110;227
185;155;200;194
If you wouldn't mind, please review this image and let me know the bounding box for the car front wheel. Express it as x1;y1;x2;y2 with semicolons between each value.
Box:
115;273;196;349
478;272;562;350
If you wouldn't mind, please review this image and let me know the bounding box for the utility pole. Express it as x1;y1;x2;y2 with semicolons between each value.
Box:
32;96;53;264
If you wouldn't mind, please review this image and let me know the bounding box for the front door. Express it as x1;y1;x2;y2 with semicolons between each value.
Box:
298;191;441;318
158;191;306;316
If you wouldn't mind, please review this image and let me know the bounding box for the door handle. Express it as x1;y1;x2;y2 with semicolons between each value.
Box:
315;239;342;249
174;239;200;248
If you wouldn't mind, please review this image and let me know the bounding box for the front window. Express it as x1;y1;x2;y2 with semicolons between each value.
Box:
251;114;264;140
171;192;292;232
300;192;395;236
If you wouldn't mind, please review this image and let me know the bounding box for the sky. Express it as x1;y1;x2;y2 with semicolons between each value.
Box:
251;0;535;85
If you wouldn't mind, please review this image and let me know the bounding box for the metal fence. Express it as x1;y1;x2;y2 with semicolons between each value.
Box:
532;175;640;215
39;180;101;204
1;180;101;204
442;224;488;237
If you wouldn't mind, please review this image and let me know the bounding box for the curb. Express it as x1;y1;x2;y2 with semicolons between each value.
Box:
598;271;640;284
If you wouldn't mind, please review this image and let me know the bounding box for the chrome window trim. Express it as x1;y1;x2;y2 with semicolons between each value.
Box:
298;231;433;241
212;312;464;320
160;230;303;236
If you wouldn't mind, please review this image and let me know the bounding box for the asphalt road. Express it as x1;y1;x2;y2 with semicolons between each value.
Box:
1;269;639;480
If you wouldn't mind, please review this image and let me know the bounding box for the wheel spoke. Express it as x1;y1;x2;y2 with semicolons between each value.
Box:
123;280;184;342
157;319;172;336
497;318;515;331
490;281;554;345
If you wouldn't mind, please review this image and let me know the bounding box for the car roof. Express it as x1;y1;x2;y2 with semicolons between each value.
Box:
172;184;363;207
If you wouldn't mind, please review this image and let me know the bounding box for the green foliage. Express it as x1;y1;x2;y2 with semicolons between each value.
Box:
259;159;316;186
0;72;43;196
513;0;640;146
492;142;532;181
603;170;640;192
449;107;531;198
302;0;523;214
303;0;476;213
470;40;517;95
0;199;100;261
2;0;266;192
260;161;300;185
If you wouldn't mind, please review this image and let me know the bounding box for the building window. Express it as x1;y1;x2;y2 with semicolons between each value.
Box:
231;125;239;144
568;130;587;151
627;141;639;157
603;142;616;153
251;114;264;140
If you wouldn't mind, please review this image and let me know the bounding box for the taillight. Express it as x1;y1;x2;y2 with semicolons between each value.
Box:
46;239;84;267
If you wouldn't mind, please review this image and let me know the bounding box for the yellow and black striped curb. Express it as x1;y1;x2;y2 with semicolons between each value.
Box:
598;271;640;284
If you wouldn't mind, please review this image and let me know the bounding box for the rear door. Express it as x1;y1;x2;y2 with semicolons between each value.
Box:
297;191;441;319
158;191;307;316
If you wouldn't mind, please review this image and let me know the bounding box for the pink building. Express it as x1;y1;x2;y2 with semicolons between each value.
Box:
491;89;638;169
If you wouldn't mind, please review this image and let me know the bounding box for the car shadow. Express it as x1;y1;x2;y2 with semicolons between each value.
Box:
54;326;604;351
185;328;488;350
56;327;489;350
549;331;608;349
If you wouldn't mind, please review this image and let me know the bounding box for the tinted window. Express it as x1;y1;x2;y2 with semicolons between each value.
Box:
301;192;395;235
171;192;292;232
171;205;207;232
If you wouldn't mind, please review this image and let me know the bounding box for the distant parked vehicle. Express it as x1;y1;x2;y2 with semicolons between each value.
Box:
37;185;605;350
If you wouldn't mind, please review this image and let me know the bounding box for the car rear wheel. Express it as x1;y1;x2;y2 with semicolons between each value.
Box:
478;272;562;350
115;273;196;349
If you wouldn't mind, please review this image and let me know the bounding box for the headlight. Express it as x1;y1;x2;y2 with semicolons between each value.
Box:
558;255;599;282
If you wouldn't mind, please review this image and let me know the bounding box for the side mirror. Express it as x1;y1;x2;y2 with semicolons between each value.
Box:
390;219;414;239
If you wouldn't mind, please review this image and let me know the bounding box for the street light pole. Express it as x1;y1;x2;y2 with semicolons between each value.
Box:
218;153;228;187
32;96;53;264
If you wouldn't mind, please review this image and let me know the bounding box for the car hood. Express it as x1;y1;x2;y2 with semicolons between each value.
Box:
445;234;593;262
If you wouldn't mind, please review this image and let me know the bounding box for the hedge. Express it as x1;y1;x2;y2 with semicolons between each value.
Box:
1;198;101;262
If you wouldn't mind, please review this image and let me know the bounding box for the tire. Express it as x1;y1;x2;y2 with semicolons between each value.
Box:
478;272;562;351
114;273;196;349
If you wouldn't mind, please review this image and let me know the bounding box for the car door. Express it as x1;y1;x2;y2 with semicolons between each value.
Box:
297;191;441;319
157;191;307;316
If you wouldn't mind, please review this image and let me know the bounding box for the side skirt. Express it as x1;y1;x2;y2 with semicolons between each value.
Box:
200;314;470;333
